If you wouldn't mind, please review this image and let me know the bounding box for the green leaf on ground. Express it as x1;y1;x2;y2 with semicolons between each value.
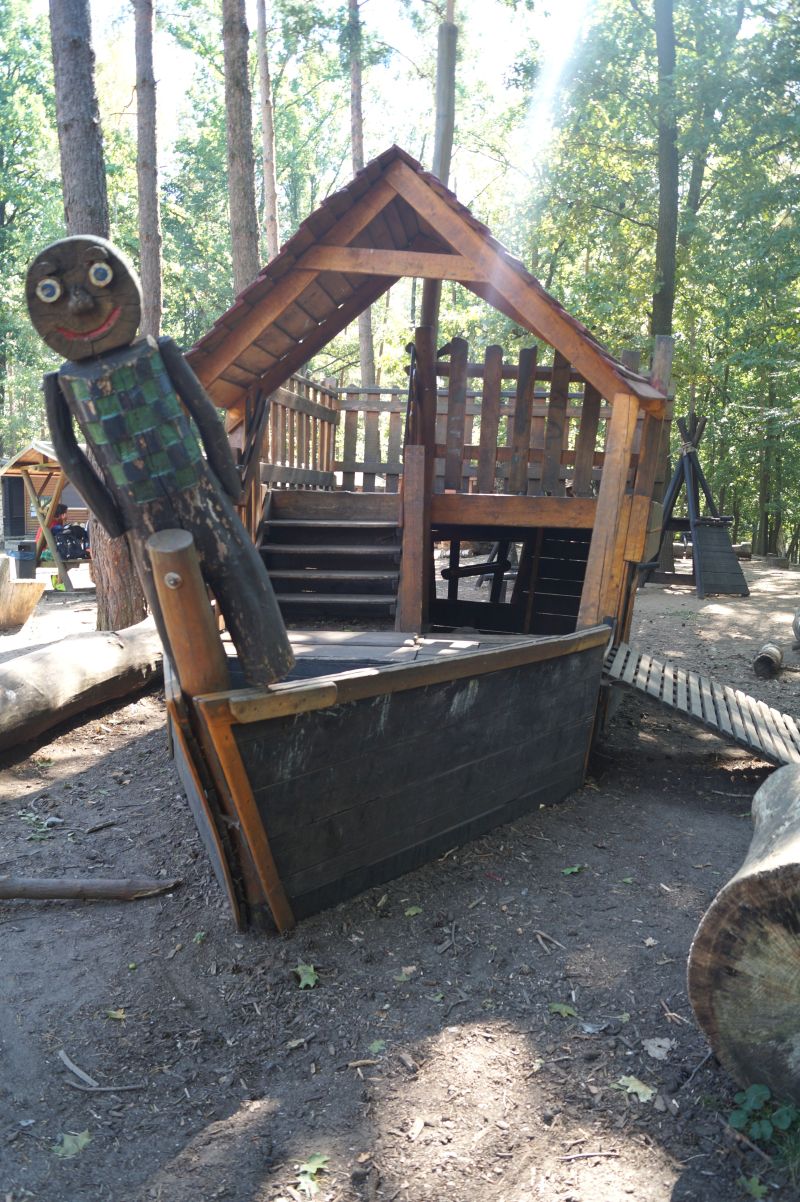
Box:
615;1075;656;1102
297;1152;329;1197
368;1040;386;1055
739;1175;767;1199
548;1002;577;1018
404;905;423;917
294;963;319;989
52;1130;91;1159
561;865;585;875
105;1008;125;1021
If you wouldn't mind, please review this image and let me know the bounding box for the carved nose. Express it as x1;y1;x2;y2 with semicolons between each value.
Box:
68;285;95;314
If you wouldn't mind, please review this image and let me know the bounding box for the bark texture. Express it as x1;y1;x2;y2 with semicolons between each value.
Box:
651;0;679;336
348;0;375;388
256;0;280;260
223;0;261;295
133;0;162;338
48;0;110;237
688;765;800;1101
48;0;148;630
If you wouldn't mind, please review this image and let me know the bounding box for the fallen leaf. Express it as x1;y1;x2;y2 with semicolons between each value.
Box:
404;905;422;917
615;1075;656;1102
643;937;658;948
105;1008;125;1021
642;1037;676;1061
408;1116;425;1141
548;1002;577;1018
561;865;585;876
368;1040;386;1055
294;963;319;989
52;1129;91;1159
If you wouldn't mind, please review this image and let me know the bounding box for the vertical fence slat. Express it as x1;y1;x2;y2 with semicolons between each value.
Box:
477;344;503;493
572;383;602;497
508;347;537;495
541;351;571;496
444;338;469;491
363;390;380;492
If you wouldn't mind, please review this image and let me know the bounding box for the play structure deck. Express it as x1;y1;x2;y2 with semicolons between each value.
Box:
605;643;800;766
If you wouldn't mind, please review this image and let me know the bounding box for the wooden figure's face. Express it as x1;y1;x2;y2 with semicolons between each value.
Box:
26;236;142;361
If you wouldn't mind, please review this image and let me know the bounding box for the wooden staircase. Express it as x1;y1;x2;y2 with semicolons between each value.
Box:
259;490;402;622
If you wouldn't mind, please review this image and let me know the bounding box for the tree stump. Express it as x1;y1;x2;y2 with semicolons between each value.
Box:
752;642;783;680
688;765;800;1100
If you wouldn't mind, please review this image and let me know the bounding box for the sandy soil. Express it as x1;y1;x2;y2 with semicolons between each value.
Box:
1;560;800;1202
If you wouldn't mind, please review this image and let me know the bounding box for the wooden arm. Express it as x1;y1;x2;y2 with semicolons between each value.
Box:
158;337;242;502
44;373;126;539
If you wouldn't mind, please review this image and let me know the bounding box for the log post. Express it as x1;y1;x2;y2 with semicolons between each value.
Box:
147;528;230;696
20;467;73;590
688;764;800;1100
753;642;783;680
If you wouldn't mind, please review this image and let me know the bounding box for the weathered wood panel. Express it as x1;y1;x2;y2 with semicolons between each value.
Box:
234;642;604;918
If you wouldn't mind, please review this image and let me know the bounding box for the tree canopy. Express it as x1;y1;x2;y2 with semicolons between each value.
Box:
2;0;798;550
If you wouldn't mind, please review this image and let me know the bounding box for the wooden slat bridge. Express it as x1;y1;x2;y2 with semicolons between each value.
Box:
604;643;800;767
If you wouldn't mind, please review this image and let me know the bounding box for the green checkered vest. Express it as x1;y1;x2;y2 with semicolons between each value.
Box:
59;339;204;507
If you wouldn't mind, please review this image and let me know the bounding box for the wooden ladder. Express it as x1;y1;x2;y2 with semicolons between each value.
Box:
604;642;800;766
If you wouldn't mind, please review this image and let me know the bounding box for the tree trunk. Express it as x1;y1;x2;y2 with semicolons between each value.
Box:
420;12;457;336
48;0;148;631
256;0;280;260
651;0;679;337
48;0;110;237
348;0;375;388
222;0;261;295
132;0;162;338
0;618;161;751
688;764;800;1101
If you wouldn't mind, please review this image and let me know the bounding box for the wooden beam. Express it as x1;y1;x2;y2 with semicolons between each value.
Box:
190;176;398;395
395;444;430;632
298;245;485;281
431;492;596;529
384;158;666;415
476;344;503;493
577;392;640;629
20;467;73;590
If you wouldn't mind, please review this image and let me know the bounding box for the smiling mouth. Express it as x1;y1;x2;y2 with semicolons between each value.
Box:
55;307;122;341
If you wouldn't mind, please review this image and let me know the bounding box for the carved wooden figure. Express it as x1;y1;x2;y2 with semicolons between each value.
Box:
26;236;293;687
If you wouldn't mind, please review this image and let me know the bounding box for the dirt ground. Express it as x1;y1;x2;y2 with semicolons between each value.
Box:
2;559;800;1202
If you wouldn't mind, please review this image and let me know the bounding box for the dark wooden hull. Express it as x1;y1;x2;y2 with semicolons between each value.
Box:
169;626;609;930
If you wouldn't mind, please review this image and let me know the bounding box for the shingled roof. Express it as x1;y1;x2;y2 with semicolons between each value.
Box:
187;145;665;427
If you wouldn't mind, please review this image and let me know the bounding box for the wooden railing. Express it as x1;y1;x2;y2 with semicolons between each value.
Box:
258;344;644;496
259;376;338;489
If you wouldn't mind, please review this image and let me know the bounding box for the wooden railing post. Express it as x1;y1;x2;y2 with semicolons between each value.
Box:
442;337;468;491
477;344;503;493
396;443;430;632
147;528;231;696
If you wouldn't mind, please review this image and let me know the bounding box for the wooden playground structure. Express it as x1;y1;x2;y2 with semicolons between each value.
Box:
132;145;677;931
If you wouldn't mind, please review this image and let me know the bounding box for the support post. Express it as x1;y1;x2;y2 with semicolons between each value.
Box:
395;443;430;632
20;468;73;590
147;528;231;696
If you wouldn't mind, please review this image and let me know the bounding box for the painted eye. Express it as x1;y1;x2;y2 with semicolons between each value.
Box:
35;277;62;303
88;262;113;287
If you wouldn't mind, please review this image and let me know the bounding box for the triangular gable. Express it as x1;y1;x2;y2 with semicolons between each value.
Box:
187;145;665;426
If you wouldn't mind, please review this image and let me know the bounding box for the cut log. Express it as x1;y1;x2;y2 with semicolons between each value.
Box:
752;642;783;680
0;876;180;900
0;554;45;630
688;765;800;1100
0;618;162;752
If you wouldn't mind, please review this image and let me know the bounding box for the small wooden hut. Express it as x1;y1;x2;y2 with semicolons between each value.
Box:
188;145;671;647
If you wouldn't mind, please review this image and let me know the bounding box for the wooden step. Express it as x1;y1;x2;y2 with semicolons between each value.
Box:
268;489;400;522
262;543;400;559
264;519;400;529
276;593;396;616
268;570;399;584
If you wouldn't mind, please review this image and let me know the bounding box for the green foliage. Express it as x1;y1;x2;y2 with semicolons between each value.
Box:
729;1084;799;1145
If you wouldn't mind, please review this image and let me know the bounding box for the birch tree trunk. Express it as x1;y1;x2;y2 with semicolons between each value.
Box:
222;0;261;295
348;0;375;389
133;0;162;339
256;0;280;261
48;0;147;632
